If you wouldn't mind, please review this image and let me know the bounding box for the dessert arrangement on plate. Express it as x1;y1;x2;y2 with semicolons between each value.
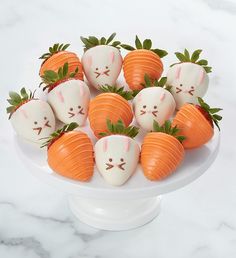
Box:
6;33;222;187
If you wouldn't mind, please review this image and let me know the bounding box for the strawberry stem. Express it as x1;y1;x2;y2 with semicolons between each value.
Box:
152;120;186;143
80;33;121;51
197;97;222;130
100;85;134;100
120;35;168;58
99;119;139;138
170;48;212;73
41;122;78;148
39;43;70;60
40;62;79;92
6;87;36;119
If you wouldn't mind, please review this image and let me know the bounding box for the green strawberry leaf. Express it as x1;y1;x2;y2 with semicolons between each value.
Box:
135;35;143;49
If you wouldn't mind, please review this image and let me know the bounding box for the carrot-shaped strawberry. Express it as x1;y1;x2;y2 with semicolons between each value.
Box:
6;87;55;143
39;43;83;80
42;123;94;181
81;33;123;90
95;119;140;186
40;62;90;125
141;120;185;181
121;36;168;90
172;97;222;149
88;85;133;138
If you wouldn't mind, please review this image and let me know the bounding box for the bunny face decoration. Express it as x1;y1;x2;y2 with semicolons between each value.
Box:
95;135;140;186
167;63;209;110
82;46;123;90
11;99;55;143
133;87;176;131
47;79;90;125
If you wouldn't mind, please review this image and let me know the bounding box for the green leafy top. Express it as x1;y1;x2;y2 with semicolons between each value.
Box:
100;85;134;100
41;122;78;148
39;43;70;61
132;74;170;97
99;119;139;138
40;62;78;91
120;35;168;58
152;120;186;143
142;74;169;89
197;97;222;130
171;49;212;73
80;33;121;51
6;87;36;119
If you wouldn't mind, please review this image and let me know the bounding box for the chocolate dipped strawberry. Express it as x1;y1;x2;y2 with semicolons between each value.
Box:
42;122;94;181
81;33;123;90
121;35;168;90
133;75;176;131
88;85;133;138
7;87;55;143
40;62;90;126
167;49;212;109
95;119;140;186
39;43;83;80
173;97;222;149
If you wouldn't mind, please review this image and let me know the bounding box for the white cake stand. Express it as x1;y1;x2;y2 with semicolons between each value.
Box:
14;123;220;231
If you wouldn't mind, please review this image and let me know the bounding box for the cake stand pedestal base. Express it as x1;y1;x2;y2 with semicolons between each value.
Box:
68;195;162;231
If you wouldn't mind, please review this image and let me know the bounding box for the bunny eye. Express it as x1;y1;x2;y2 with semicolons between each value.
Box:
154;106;157;109
70;107;73;111
78;105;81;109
109;158;113;162
191;86;194;89
106;66;108;69
180;84;183;87
96;68;98;71
44;116;47;120
143;105;146;109
34;121;37;125
120;158;124;162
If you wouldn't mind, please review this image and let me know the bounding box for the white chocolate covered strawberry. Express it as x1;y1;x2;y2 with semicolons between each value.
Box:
167;49;211;110
81;33;123;90
7;88;55;143
40;62;90;126
133;75;176;131
95;120;140;186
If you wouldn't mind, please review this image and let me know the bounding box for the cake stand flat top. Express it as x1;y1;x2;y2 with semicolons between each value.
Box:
15;122;220;200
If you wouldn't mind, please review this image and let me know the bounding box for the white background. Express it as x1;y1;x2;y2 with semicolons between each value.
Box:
0;0;236;257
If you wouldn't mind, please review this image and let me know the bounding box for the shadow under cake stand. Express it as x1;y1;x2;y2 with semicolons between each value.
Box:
14;128;220;231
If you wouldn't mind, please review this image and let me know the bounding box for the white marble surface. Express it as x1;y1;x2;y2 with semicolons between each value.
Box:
0;0;236;257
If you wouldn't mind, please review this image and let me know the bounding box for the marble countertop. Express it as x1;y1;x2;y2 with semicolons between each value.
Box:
1;0;236;257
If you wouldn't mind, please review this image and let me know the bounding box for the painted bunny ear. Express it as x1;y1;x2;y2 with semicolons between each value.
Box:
199;68;205;85
20;109;28;119
175;65;181;79
124;137;130;152
80;85;85;97
109;51;115;64
84;55;92;69
137;93;142;102
103;138;108;152
56;91;64;103
160;92;166;101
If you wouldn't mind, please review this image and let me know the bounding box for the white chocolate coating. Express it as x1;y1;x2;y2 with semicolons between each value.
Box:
11;99;55;143
47;79;90;125
167;63;209;110
133;87;176;131
82;45;123;90
95;135;140;186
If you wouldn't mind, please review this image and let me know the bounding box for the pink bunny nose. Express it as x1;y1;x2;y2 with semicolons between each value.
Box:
184;90;189;93
148;110;152;114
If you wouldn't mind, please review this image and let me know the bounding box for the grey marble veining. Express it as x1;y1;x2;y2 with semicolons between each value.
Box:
0;0;236;257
